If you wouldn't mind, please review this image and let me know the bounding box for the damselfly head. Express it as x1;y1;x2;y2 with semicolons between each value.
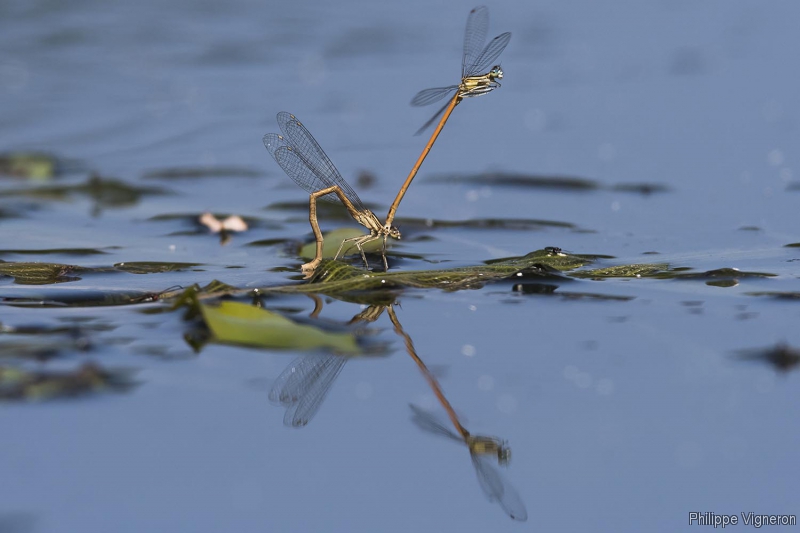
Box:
497;442;511;465
386;225;401;240
489;65;504;80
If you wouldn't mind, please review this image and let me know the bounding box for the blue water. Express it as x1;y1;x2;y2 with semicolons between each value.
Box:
1;1;799;532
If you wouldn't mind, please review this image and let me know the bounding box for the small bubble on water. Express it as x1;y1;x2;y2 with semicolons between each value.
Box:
596;378;615;395
496;394;517;414
767;149;784;167
524;108;547;132
461;344;476;357
477;374;495;391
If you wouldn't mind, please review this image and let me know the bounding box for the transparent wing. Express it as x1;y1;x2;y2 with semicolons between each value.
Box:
464;31;511;78
471;453;528;521
413;98;454;136
269;354;347;427
409;404;463;443
263;112;365;209
263;138;338;204
410;85;458;107
462;6;490;78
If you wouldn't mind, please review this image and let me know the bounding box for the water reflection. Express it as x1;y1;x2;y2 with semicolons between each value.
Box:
269;352;348;427
409;405;527;522
388;305;527;521
269;299;388;427
268;301;528;520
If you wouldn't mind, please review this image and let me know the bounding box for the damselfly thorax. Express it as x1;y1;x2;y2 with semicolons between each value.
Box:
460;65;504;98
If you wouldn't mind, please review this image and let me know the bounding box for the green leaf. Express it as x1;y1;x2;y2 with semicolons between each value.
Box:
0;152;59;180
270;249;591;295
572;263;670;279
298;227;386;259
200;301;360;353
0;262;89;285
114;261;201;274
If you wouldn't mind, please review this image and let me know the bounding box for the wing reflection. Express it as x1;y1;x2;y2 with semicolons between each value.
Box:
410;404;528;521
269;303;387;428
269;353;348;427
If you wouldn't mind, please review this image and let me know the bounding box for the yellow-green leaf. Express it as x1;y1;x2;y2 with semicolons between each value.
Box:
299;227;386;259
199;300;359;353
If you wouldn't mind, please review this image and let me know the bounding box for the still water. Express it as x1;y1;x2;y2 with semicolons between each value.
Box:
1;0;798;532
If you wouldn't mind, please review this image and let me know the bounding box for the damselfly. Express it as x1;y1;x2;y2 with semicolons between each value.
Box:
264;112;400;274
411;6;511;136
383;6;511;227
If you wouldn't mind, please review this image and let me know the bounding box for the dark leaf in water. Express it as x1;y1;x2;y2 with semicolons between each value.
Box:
0;247;112;257
0;175;170;211
512;283;634;301
429;171;599;191
745;291;800;301
0;152;61;179
142;166;263;179
610;182;670;195
734;343;800;373
114;262;202;274
394;216;575;230
0;262;91;285
0;362;138;401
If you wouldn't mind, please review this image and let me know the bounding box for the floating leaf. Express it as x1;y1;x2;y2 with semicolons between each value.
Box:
114;261;201;274
610;183;669;195
734;343;800;373
672;267;776;280
394;217;575;230
512;283;634;301
0;175;169;210
270;249;590;295
298;227;386;259
0;362;137;401
0;247;112;257
429;172;599;191
745;291;800;300
0;262;90;285
0;152;59;180
142;166;262;179
572;263;670;279
200;301;360;353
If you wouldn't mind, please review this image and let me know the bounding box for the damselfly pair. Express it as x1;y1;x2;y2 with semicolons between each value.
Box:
264;6;511;275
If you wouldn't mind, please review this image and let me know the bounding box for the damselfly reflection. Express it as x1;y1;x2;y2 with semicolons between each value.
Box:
269;353;348;427
269;303;388;427
264;112;400;276
410;6;511;136
386;306;527;521
409;404;527;521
